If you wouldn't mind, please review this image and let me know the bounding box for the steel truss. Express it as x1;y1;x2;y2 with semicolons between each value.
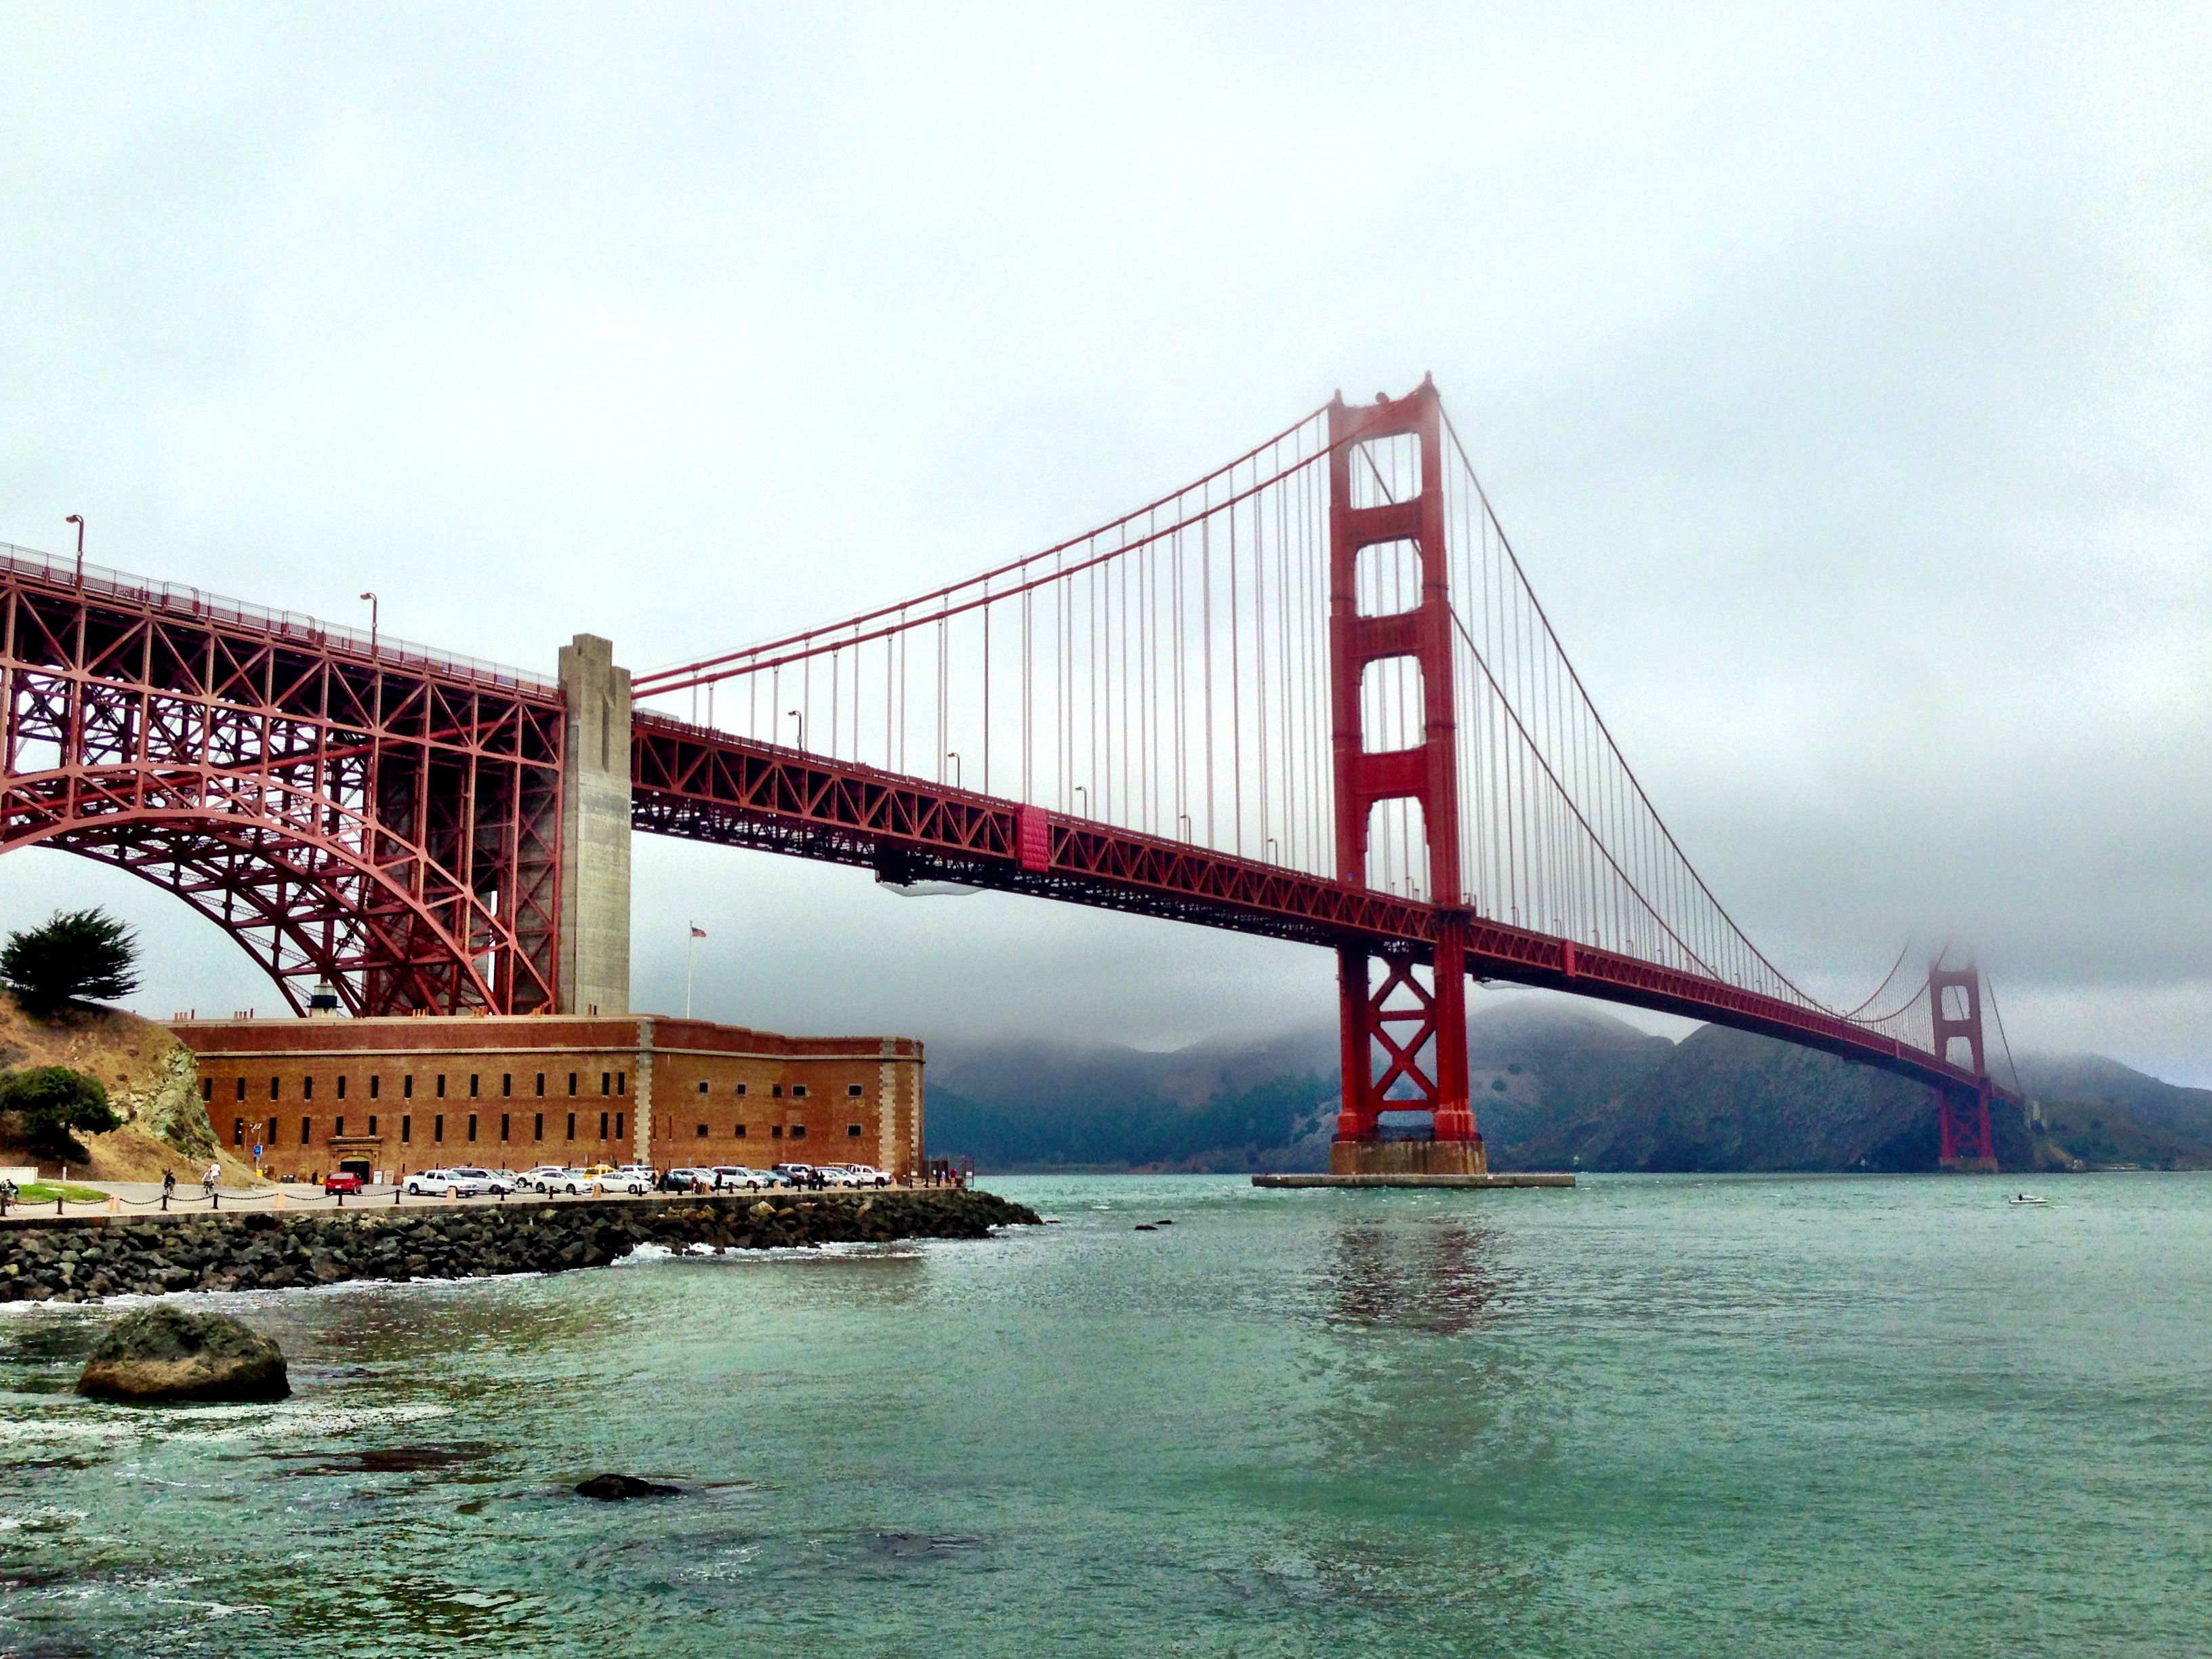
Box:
0;562;562;1015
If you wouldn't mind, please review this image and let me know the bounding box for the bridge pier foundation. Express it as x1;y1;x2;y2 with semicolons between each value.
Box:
557;634;633;1015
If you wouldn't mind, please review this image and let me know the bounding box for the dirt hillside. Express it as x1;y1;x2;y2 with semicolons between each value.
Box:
0;994;264;1184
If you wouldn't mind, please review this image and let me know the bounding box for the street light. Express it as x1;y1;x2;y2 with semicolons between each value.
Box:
787;709;804;751
946;751;962;788
359;592;379;659
64;515;83;589
1072;785;1086;817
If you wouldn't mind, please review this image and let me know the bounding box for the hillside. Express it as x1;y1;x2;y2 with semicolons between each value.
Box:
0;994;257;1183
923;995;2211;1176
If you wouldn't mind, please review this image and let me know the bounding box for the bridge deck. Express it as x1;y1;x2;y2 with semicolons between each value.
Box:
629;714;1999;1103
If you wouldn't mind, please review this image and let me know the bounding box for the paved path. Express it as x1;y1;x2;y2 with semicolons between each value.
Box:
4;1178;951;1221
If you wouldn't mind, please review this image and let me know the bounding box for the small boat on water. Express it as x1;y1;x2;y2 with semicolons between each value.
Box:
2008;1193;2047;1206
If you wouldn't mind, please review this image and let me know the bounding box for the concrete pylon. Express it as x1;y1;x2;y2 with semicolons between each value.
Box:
557;634;632;1015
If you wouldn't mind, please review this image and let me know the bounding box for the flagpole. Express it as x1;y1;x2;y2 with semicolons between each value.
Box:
684;921;696;1020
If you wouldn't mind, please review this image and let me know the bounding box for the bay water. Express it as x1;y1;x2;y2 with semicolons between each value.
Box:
3;1173;2209;1656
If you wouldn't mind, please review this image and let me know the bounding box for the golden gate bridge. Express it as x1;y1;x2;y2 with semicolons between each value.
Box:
0;378;2018;1171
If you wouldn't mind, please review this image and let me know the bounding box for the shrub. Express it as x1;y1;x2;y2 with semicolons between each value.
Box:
0;1066;121;1158
0;908;142;1015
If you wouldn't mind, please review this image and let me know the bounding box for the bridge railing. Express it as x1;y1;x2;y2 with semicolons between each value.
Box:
0;541;557;695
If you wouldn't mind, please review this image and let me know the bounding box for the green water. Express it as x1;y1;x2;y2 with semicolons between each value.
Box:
3;1174;2209;1656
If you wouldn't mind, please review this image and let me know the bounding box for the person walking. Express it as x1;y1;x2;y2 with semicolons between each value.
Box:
203;1161;220;1198
162;1169;176;1201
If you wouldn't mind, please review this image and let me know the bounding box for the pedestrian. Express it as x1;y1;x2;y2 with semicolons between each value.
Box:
203;1161;220;1196
162;1168;176;1198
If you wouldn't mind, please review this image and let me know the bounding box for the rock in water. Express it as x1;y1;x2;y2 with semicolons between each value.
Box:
575;1473;680;1500
75;1305;289;1404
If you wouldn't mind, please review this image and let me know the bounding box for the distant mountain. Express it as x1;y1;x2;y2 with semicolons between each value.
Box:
922;998;2212;1175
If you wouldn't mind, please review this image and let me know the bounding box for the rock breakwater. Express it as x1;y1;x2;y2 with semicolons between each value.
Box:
0;1189;1038;1304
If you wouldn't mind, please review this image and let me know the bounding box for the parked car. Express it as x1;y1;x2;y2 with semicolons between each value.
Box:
447;1166;516;1196
516;1164;573;1193
663;1167;714;1192
773;1162;821;1188
840;1164;892;1188
403;1169;483;1198
323;1170;365;1195
708;1165;771;1191
595;1166;651;1196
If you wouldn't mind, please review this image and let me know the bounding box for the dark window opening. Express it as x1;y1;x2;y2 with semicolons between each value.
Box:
772;1084;783;1099
469;1074;480;1099
302;1118;312;1146
235;1078;246;1102
615;1111;624;1141
568;1072;578;1097
697;1080;709;1094
772;1125;783;1140
466;1113;477;1143
432;1114;444;1143
499;1113;510;1142
269;1077;280;1101
436;1075;446;1099
789;1124;805;1140
533;1112;543;1141
404;1076;414;1099
733;1124;747;1139
337;1076;348;1101
793;1085;808;1099
601;1073;611;1097
617;1073;626;1097
266;1116;277;1143
371;1076;381;1099
201;1078;212;1103
848;1084;864;1097
303;1076;314;1102
735;1082;748;1097
232;1117;243;1147
600;1111;609;1139
848;1124;863;1137
697;1123;708;1137
501;1073;512;1098
368;1114;377;1136
566;1112;575;1141
335;1115;346;1139
401;1115;412;1144
535;1073;546;1097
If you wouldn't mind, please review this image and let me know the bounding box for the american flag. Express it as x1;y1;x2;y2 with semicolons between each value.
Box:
689;925;708;939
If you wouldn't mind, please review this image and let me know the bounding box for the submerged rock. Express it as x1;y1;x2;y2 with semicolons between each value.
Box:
575;1473;680;1500
75;1305;289;1403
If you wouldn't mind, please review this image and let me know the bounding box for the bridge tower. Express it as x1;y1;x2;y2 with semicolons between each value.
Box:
1929;960;1997;1172
1326;381;1483;1174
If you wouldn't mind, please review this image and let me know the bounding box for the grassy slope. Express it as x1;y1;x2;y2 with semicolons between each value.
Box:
0;994;262;1184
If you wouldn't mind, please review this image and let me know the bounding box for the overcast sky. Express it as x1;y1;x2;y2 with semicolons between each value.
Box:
2;4;2206;1079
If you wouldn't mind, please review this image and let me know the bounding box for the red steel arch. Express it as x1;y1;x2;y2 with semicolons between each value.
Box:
0;548;563;1016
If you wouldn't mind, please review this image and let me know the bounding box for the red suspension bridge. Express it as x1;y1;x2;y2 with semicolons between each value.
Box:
0;379;2016;1171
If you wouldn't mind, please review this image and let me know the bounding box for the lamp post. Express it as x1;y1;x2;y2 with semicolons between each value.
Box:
359;592;379;658
947;751;961;789
787;708;804;751
64;515;83;589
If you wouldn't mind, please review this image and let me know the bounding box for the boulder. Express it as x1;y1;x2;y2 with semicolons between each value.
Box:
75;1305;289;1404
575;1473;680;1500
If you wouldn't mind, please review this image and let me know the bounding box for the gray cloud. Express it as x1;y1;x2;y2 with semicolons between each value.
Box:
1;4;2205;1076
